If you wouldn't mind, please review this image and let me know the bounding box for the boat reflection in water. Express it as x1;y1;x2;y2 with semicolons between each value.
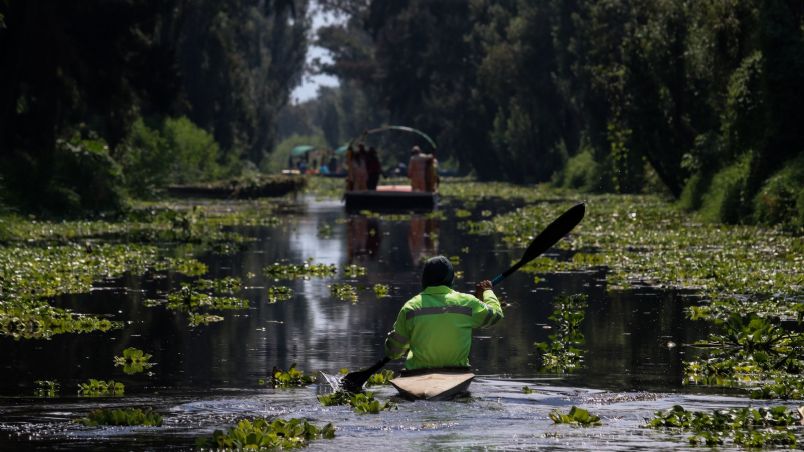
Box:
347;216;382;262
408;214;439;265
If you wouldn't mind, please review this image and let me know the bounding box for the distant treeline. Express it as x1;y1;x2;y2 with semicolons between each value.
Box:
0;0;309;214
306;0;803;227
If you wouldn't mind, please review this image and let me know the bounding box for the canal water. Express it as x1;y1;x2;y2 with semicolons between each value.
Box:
0;195;761;450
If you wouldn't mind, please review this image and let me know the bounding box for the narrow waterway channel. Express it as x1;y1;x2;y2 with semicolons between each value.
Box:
0;195;784;450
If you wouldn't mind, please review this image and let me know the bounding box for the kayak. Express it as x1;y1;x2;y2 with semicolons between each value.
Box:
390;372;474;401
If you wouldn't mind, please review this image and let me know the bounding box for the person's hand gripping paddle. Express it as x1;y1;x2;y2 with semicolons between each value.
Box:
339;203;586;393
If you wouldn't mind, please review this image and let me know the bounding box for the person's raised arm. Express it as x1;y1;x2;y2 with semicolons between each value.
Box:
470;280;503;329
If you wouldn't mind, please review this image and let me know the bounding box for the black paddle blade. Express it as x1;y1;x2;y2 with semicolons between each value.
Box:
494;203;586;285
340;357;390;393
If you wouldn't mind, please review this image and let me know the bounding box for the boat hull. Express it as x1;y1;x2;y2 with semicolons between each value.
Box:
344;190;438;211
390;372;474;401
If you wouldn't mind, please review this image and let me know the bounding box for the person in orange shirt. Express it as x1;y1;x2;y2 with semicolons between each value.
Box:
407;146;430;191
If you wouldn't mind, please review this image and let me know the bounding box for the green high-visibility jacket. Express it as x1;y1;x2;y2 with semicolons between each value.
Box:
384;285;504;370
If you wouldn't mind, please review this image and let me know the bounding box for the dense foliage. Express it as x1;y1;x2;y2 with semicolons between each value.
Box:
0;0;309;213
313;0;804;226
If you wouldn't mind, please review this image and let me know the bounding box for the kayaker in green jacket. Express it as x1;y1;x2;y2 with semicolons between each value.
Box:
384;255;504;371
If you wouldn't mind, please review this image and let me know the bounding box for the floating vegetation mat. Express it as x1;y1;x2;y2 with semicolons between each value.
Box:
78;408;162;427
77;379;124;397
549;406;602;426
318;391;396;414
646;405;801;448
263;259;337;280
462;195;802;319
264;364;316;388
113;347;154;375
151;277;248;327
197;418;335;450
267;286;294;303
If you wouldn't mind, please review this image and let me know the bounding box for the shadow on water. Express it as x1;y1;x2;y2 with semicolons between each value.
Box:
0;195;733;449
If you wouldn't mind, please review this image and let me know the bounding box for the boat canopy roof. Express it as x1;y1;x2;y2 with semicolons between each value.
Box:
290;145;316;157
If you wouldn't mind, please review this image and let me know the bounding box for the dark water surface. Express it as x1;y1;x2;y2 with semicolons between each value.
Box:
0;195;745;450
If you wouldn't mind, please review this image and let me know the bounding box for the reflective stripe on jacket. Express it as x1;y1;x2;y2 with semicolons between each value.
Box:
384;285;503;370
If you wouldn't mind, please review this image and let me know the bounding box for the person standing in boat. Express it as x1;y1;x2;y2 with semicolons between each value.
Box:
366;147;382;190
383;256;503;372
425;150;439;193
345;146;355;190
407;146;431;191
351;144;369;190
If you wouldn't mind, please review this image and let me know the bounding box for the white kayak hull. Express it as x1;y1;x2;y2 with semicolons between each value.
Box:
390;372;474;401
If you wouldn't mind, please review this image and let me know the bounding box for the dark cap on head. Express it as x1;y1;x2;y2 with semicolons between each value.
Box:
421;255;454;289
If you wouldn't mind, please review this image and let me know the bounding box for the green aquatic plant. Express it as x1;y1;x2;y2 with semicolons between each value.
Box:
199;418;335;450
549;406;602;426
0;300;120;340
521;386;534;394
534;294;588;373
77;379;124;397
113;347;154;375
683;313;804;395
317;391;395;414
263;259;337;280
78;408;162;427
270;364;316;387
158;277;249;327
342;263;366;278
188;313;224;327
330;283;358;303
194;277;242;294
154;257;208;276
750;374;804;400
646;405;798;448
459;190;802;321
366;369;395;386
34;380;60;397
267;286;294;303
372;284;390;298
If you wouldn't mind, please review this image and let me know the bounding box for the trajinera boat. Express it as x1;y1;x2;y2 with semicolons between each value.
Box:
343;125;439;211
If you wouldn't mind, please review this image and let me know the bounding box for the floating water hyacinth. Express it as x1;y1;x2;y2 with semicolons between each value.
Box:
267;286;294;303
372;284;390;298
113;347;155;375
269;363;316;387
34;380;60;398
342;264;366;278
318;391;395;414
645;405;798;447
199;418;335;450
78;408;162;427
549;406;602;426
263;259;337;280
77;379;124;397
330;283;358;303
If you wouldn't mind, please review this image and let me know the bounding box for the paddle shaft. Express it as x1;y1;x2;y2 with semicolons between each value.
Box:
342;203;586;391
491;203;586;287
